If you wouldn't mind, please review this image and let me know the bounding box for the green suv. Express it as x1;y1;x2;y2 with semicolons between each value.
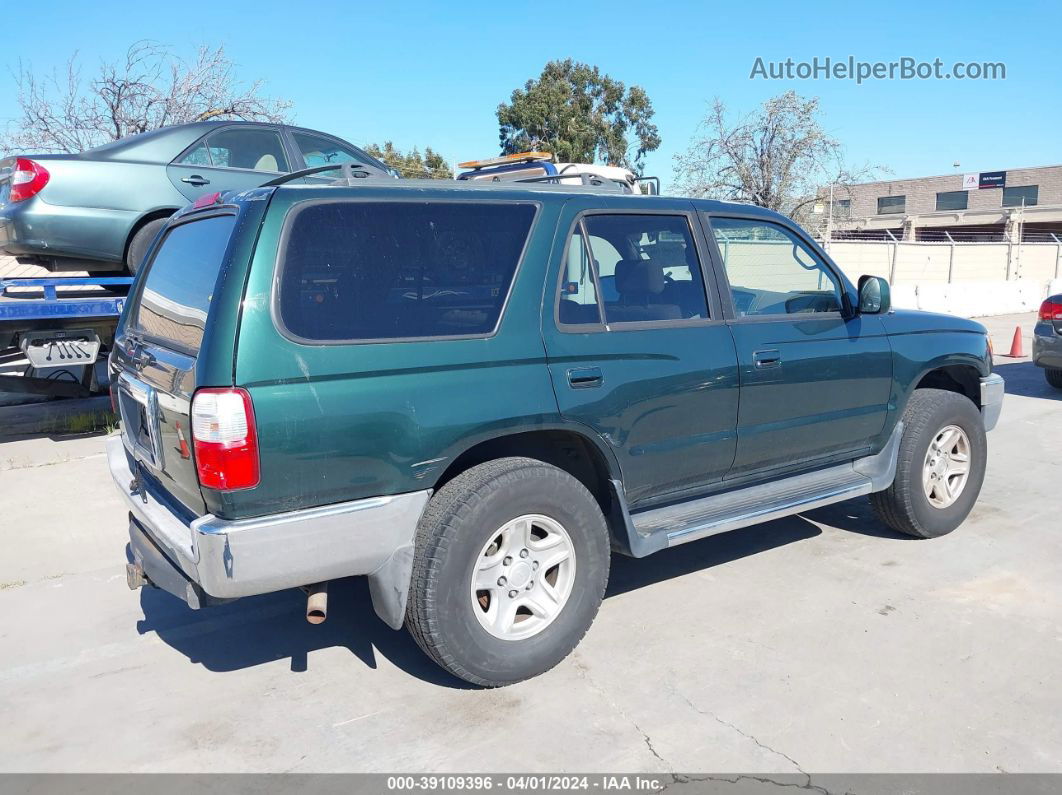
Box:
108;177;1004;686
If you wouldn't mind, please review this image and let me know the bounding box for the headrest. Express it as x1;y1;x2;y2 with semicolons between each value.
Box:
614;259;665;296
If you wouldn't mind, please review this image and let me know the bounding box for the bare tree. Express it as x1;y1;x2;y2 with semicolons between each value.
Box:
2;42;293;153
673;91;881;226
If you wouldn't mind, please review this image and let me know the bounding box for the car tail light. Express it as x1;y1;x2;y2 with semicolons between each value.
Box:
191;388;260;490
9;158;50;202
1039;298;1062;322
193;191;222;208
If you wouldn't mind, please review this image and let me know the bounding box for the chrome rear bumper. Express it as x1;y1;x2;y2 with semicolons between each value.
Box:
107;435;430;627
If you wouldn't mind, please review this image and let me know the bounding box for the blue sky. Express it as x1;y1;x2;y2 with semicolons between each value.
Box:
2;0;1058;188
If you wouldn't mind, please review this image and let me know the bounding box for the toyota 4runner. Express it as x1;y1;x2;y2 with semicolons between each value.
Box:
108;177;1004;686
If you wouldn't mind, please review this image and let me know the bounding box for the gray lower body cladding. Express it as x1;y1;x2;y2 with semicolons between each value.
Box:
107;435;431;628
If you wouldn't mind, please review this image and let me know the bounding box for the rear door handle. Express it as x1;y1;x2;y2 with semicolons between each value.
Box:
567;367;603;389
181;175;210;186
753;349;781;368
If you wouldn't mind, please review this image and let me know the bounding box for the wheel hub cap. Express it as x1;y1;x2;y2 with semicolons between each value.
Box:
922;424;972;509
470;514;577;641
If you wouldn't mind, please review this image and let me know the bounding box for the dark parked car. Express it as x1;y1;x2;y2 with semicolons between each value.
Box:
0;121;390;274
1033;294;1062;388
108;177;1004;686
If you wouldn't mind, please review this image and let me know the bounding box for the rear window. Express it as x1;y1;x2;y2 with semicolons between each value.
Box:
132;215;234;353
277;201;536;342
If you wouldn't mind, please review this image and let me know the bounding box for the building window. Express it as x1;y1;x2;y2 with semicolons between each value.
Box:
1002;185;1038;208
877;195;905;215
831;199;851;218
935;190;968;211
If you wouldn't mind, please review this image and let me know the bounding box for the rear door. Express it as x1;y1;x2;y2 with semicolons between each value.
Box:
112;212;237;515
167;125;291;202
541;198;740;508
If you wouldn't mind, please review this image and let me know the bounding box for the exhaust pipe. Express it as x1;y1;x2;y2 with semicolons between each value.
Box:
305;582;328;624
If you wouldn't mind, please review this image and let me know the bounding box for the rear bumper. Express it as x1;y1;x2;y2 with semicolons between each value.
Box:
1032;322;1062;369
107;435;431;626
980;373;1004;432
0;196;131;265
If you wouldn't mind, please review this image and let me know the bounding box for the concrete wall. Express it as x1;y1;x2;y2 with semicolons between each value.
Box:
826;240;1061;316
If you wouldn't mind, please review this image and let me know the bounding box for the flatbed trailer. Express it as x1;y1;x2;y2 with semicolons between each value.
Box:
0;276;132;399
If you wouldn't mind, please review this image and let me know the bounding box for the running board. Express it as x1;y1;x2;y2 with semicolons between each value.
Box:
625;423;903;553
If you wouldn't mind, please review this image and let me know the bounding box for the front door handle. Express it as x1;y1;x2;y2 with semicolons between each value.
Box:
567;367;603;389
753;349;781;368
181;175;210;186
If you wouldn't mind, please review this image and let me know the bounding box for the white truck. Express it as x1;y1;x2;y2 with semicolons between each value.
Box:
456;152;659;194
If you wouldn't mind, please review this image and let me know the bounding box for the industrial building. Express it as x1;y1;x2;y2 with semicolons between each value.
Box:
822;164;1062;242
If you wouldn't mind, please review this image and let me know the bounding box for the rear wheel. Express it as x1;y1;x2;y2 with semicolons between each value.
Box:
405;457;611;687
125;218;169;275
1045;367;1062;389
871;388;987;538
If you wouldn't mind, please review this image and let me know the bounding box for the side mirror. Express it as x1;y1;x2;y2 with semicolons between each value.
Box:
858;275;891;314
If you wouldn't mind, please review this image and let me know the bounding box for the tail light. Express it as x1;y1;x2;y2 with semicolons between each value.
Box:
9;158;50;202
191;388;260;490
1039;298;1062;322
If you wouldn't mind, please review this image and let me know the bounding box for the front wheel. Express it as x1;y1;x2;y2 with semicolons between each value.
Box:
1045;367;1062;389
405;457;611;687
871;388;987;538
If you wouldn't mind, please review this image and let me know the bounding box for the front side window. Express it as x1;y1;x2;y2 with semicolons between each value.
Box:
710;217;843;317
132;215;235;353
936;190;969;211
877;195;906;215
178;127;289;172
278;202;536;341
558;214;709;327
1002;185;1038;208
292;132;370;169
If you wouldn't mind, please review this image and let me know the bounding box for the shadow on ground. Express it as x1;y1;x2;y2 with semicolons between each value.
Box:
137;504;903;684
992;360;1060;400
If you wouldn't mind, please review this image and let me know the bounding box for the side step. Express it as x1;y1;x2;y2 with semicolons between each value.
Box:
626;423;903;553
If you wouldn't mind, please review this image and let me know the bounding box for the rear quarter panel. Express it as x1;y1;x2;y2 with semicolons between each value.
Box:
12;158;185;261
226;191;567;520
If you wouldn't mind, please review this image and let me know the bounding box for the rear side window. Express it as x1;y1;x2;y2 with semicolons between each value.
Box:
177;128;289;172
277;201;536;342
132;215;235;353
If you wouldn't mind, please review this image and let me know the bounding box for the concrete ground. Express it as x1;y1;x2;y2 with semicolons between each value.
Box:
0;312;1058;774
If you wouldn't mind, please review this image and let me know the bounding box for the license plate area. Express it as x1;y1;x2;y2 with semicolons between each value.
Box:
118;373;163;468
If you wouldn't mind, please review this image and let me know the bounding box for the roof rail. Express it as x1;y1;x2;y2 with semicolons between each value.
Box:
259;162;390;188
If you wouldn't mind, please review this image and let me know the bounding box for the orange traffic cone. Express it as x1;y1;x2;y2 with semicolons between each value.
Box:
1005;326;1024;358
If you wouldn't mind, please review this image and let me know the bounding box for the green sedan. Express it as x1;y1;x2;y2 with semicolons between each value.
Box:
0;121;391;274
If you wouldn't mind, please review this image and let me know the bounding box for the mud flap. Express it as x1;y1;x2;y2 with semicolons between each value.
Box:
366;542;416;630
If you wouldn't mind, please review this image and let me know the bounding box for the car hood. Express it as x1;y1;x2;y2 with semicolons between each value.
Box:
879;308;987;336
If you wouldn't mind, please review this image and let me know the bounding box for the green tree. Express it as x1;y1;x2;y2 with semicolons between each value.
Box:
496;59;660;173
364;142;451;179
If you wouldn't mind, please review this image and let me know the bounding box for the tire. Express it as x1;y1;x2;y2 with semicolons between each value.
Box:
871;388;987;539
124;217;169;275
405;457;611;687
1045;367;1062;389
